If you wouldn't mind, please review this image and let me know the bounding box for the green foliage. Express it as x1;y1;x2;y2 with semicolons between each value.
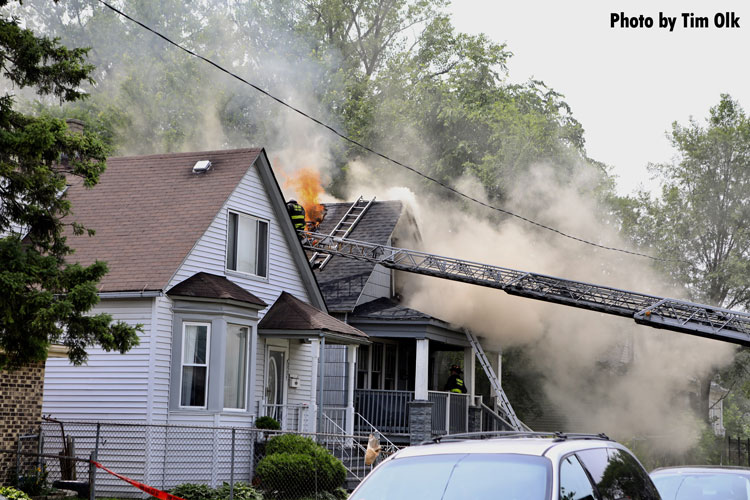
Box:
17;0;596;205
256;434;346;498
254;416;281;430
15;465;52;496
168;482;263;500
613;94;750;423
169;483;216;500
0;0;141;369
265;434;319;456
0;487;32;500
215;482;263;500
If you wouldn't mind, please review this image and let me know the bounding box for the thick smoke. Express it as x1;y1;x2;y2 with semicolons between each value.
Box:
345;159;735;449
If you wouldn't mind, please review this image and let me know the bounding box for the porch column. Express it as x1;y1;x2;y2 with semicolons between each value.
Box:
490;349;502;413
463;346;475;399
346;345;357;436
310;339;320;433
415;338;429;400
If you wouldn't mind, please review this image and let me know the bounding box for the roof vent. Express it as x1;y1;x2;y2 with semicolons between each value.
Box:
192;160;212;174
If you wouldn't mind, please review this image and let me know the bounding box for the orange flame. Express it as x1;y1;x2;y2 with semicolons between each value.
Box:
283;167;325;228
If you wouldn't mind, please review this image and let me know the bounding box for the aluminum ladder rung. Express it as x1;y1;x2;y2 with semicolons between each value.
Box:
310;195;376;270
465;330;526;431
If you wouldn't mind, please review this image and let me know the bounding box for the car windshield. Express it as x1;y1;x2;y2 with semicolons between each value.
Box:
350;452;551;500
652;472;750;500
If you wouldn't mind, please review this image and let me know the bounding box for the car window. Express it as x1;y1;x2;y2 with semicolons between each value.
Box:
652;472;750;500
560;455;597;500
577;449;610;485
350;453;551;500
580;448;659;500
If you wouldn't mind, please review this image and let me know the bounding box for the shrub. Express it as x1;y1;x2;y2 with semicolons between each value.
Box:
255;453;317;497
215;482;263;500
265;434;318;456
169;483;216;500
0;487;32;500
254;416;280;431
256;435;346;498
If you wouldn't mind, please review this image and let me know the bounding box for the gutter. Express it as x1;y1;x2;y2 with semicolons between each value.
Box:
98;291;164;299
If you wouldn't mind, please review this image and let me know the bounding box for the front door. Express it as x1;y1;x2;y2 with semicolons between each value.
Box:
266;349;286;424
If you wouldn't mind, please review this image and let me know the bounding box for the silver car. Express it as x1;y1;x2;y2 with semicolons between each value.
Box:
651;466;750;499
349;432;660;500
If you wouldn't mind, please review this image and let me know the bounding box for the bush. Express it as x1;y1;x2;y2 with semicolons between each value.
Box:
254;416;280;431
256;435;346;498
215;482;263;500
15;465;52;496
169;483;216;500
0;487;32;500
265;434;319;456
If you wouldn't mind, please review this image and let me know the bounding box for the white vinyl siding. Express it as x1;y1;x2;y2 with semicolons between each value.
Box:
43;299;153;421
168;159;311;311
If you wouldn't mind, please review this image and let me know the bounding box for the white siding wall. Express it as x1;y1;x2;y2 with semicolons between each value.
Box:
166;161;315;428
43;298;154;421
167;162;311;309
358;263;392;305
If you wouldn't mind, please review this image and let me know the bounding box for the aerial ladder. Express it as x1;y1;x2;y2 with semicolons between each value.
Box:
302;231;750;431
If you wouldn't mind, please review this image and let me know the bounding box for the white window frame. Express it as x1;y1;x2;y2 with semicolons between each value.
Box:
225;210;269;279
179;321;211;409
223;324;250;412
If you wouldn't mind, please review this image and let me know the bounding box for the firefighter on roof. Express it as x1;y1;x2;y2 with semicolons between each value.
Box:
444;364;467;394
286;199;306;231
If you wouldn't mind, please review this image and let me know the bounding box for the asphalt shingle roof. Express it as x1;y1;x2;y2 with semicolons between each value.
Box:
259;292;368;339
63;149;262;292
166;272;266;306
313;200;402;312
351;297;435;321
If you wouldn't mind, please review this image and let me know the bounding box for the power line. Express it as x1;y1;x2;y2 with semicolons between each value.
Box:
95;0;674;263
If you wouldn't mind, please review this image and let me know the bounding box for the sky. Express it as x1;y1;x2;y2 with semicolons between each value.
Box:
448;0;750;195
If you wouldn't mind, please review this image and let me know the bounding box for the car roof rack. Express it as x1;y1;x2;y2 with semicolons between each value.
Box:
423;431;611;445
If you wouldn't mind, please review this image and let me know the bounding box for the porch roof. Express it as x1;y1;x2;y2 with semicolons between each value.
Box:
259;292;370;345
166;272;267;307
349;298;470;347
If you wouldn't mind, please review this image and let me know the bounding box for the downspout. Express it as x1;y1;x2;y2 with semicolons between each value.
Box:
317;334;326;433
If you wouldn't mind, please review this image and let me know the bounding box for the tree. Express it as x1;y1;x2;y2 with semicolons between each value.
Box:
0;0;141;370
615;94;750;423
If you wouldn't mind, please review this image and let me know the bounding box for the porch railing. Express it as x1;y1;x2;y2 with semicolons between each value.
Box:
321;407;348;435
354;389;473;435
428;391;470;434
354;389;413;435
257;403;309;432
479;402;514;432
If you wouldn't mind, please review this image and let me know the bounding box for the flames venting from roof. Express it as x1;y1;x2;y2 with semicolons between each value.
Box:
283;167;325;226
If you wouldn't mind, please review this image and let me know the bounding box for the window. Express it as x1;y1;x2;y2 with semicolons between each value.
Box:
181;323;210;408
577;448;659;500
223;324;249;410
351;453;550;500
560;455;597;500
226;211;268;277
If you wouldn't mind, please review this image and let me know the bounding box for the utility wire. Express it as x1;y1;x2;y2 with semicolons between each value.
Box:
95;0;675;263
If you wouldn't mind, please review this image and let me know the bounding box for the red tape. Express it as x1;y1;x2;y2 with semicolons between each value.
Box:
92;462;187;500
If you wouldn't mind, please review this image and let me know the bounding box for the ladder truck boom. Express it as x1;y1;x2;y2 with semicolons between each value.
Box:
302;231;750;347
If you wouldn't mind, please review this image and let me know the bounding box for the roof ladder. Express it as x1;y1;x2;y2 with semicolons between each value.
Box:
309;196;375;271
465;330;528;431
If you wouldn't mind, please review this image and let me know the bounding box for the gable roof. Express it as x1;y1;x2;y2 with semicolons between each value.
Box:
64;149;260;293
166;272;266;307
62;149;325;309
350;297;437;322
313;200;402;312
259;292;369;343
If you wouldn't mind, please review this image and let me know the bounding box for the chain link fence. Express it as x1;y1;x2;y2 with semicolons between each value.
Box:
28;420;394;500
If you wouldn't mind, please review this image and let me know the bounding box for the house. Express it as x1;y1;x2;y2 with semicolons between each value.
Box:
41;149;369;491
312;200;512;443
